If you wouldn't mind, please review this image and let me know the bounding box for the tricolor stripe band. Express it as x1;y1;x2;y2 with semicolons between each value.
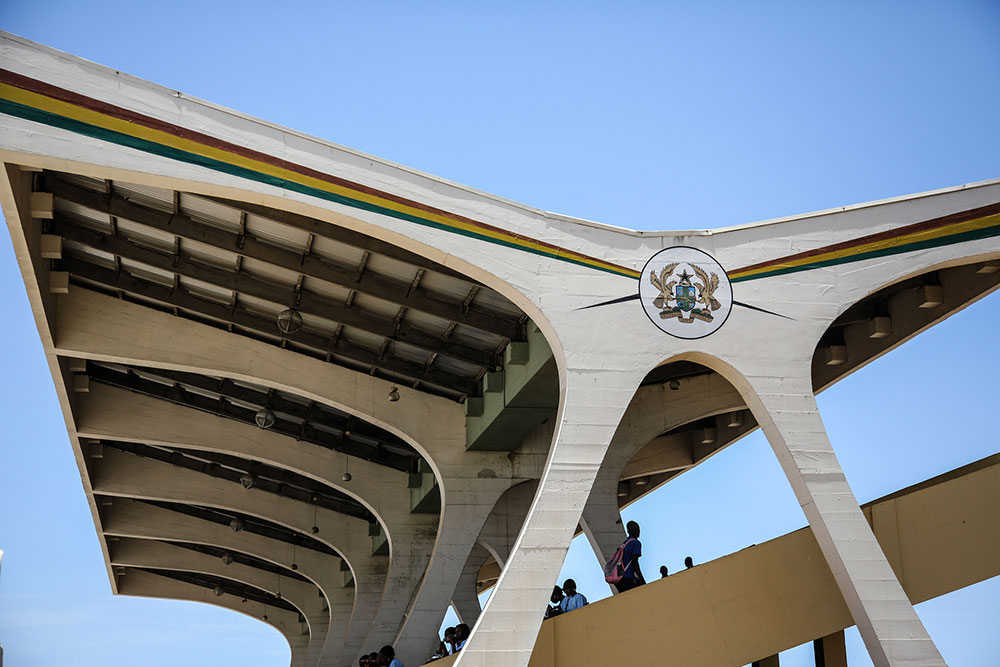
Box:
1;69;997;285
727;205;1000;282
0;69;639;279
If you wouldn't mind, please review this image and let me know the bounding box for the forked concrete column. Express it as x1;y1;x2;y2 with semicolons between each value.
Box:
395;478;511;664
451;543;492;626
743;372;945;667
477;481;538;568
581;376;746;592
456;368;637;667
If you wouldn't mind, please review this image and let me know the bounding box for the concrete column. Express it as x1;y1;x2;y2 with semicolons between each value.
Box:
451;543;492;626
456;368;636;667
477;481;538;568
580;376;746;591
394;478;511;664
743;372;944;667
815;630;848;667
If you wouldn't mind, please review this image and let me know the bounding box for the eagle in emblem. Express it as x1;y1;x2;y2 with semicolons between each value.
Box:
648;262;722;323
692;264;722;311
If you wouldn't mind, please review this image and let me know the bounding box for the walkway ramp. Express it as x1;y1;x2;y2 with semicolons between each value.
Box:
428;453;1000;667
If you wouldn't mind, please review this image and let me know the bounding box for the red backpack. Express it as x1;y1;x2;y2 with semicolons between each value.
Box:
604;537;636;584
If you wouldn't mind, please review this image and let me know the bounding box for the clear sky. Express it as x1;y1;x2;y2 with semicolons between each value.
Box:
0;2;998;666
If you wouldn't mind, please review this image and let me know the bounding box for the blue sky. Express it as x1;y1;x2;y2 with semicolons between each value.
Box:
0;2;998;665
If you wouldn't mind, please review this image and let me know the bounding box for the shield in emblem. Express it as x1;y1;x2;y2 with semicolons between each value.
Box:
676;284;696;312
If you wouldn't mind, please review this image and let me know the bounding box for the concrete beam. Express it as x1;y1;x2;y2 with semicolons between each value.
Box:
465;321;557;451
74;383;439;667
110;538;327;664
118;568;306;667
54;288;544;666
91;447;385;666
102;499;353;666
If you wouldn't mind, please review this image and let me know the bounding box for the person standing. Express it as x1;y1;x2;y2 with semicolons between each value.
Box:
616;521;645;592
442;626;457;654
454;623;470;651
545;585;564;618
559;579;588;612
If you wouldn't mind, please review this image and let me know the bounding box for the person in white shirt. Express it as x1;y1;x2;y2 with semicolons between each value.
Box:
558;579;588;612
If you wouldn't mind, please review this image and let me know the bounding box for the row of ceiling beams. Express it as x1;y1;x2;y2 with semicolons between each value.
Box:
42;173;528;400
88;362;420;472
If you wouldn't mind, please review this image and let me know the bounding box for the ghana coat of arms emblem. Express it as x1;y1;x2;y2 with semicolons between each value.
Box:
638;246;733;339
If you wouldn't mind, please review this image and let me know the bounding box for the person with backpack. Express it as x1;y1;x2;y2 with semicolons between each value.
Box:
604;520;645;593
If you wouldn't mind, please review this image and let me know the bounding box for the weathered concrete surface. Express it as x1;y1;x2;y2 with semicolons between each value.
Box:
4;33;1000;667
428;453;1000;667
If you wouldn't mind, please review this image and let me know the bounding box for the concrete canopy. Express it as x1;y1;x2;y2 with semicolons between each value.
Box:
2;31;999;667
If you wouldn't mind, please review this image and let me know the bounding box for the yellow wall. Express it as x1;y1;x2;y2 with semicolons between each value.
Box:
424;454;1000;667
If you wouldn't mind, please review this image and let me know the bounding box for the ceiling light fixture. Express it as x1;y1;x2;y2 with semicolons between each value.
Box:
213;585;223;597
276;308;303;335
230;518;244;533
388;385;400;402
255;408;276;429
669;379;681;391
221;552;233;565
240;473;256;490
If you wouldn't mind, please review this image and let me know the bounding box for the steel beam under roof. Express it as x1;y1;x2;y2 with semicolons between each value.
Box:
98;440;378;524
86;361;422;472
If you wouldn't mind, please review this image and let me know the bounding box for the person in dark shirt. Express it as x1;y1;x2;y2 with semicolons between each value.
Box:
616;520;645;592
684;556;694;569
378;645;404;667
545;585;564;618
659;565;669;578
442;626;457;654
454;623;470;651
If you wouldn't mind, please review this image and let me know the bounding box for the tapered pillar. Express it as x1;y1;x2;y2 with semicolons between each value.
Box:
456;369;637;666
452;544;492;626
745;373;945;667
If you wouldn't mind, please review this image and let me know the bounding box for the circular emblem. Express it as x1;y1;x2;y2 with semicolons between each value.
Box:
638;246;733;339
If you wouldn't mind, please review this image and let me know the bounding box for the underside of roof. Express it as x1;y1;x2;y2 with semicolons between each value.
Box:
39;170;528;402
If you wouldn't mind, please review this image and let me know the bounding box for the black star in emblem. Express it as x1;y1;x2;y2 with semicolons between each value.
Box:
677;269;693;283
